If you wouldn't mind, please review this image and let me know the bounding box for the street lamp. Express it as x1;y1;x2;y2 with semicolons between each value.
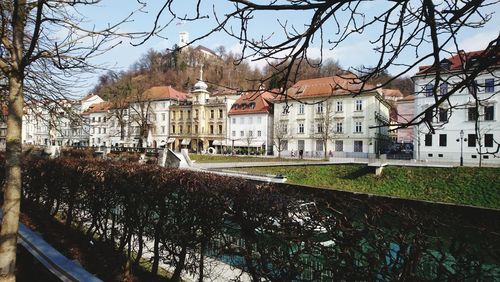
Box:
456;130;467;166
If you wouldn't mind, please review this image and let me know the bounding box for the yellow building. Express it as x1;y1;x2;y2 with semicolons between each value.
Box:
170;67;237;152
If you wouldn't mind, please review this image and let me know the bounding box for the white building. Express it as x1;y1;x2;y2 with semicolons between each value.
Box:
273;75;391;158
412;50;499;165
227;90;276;155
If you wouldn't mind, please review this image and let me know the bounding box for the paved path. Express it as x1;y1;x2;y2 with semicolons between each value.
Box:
0;211;101;282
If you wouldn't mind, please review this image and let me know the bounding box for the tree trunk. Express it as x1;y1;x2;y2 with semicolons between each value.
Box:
0;74;24;281
151;226;160;276
171;245;187;282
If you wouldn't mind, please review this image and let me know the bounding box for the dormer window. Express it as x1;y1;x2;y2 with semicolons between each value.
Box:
440;59;451;70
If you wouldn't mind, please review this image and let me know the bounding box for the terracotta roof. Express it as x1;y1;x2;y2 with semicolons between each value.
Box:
417;49;500;75
378;88;404;98
281;73;376;100
134;86;188;102
82;101;111;114
228;91;276;115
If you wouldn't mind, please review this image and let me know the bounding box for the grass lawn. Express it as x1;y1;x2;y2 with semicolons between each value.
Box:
233;165;500;209
189;154;326;163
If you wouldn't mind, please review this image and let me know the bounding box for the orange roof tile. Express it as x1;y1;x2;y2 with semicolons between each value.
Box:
134;86;188;102
417;49;500;75
82;101;111;114
281;74;375;100
228;91;277;115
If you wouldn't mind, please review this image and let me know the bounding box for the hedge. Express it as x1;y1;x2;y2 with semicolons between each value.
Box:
1;156;499;281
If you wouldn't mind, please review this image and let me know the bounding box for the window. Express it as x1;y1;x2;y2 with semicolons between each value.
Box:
249;130;253;137
439;134;447;147
232;130;236;137
425;110;433;123
468;107;478;121
298;123;304;134
316;140;324;152
282;123;288;134
354;121;362;133
195;109;199;118
194;125;198;133
425;134;432;146
92;117;95;122
162;113;166;121
103;128;106;134
179;125;183;133
103;117;107;123
282;140;288;151
354;141;363;152
98;127;101;134
218;125;223;134
468;134;476;147
355;100;363;111
161;126;165;134
282;105;288;115
172;125;176;133
316;102;324;113
257;130;262;137
210;125;214;134
336;101;343;112
317;123;323;133
98;117;101;122
232;118;236;124
187;110;191;119
485;79;495;93
335;140;343;152
240;131;244;137
219;109;223;118
485;134;494;147
438;108;448;122
440;83;448;96
210;110;215;119
336;122;343;133
172;111;176;119
425;83;433;97
97;138;100;144
298;104;305;114
485;105;494;121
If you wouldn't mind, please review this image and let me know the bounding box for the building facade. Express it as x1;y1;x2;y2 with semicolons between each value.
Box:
273;75;391;158
412;50;499;165
227;90;275;155
169;69;237;152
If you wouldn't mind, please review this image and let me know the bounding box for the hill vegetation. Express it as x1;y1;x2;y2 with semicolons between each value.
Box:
90;45;413;100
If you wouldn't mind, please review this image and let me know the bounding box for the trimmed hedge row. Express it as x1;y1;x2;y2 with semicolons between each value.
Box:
2;156;500;281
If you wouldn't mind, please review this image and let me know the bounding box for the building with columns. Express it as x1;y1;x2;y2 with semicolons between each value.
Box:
169;67;237;152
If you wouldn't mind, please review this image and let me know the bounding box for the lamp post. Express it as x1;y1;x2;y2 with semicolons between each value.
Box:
456;130;467;166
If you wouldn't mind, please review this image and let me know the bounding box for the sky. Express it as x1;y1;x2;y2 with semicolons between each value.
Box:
74;0;499;97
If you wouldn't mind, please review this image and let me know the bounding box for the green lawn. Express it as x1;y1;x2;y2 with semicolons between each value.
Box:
233;165;500;209
189;154;326;163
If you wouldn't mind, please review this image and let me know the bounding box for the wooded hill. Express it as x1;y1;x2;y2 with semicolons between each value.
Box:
91;45;413;100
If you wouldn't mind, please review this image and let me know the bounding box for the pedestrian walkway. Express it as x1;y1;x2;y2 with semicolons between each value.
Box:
0;212;101;282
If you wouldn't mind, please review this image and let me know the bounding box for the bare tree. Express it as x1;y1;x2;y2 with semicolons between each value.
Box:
273;121;290;158
128;77;154;147
0;1;142;279
313;101;337;159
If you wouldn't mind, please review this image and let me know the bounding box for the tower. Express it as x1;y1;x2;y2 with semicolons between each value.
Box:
179;31;189;48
